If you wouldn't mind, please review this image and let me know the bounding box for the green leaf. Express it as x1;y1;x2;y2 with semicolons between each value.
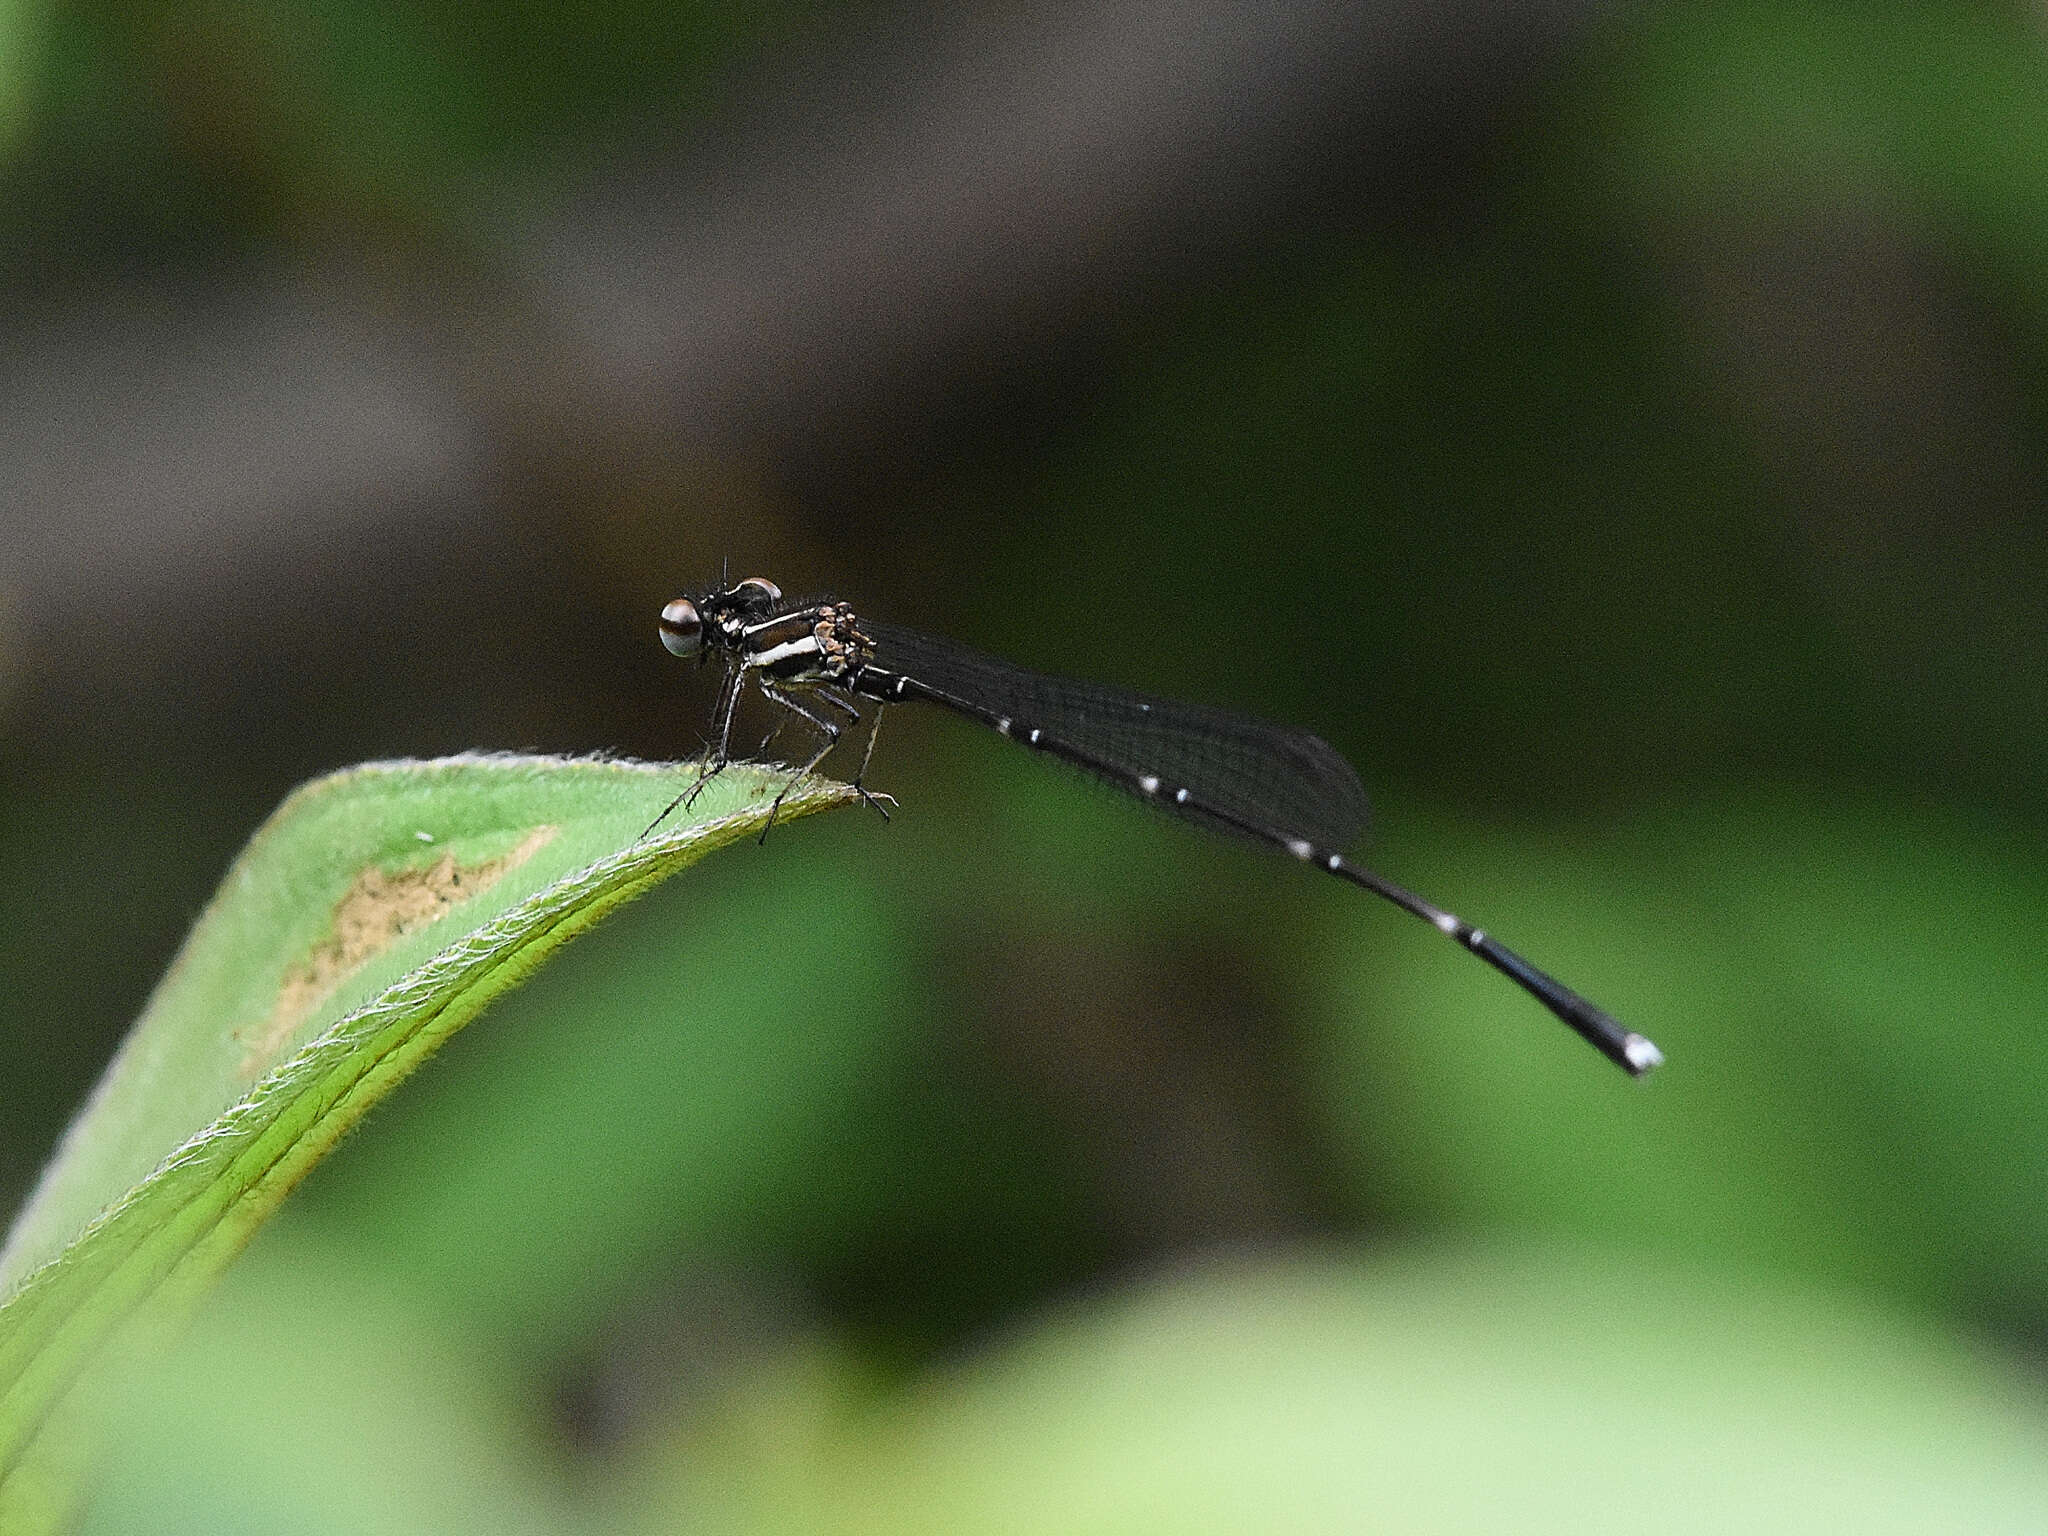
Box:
699;1248;2048;1536
0;753;851;1493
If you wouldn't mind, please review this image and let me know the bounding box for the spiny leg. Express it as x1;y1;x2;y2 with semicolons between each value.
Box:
843;697;893;820
755;671;824;760
644;664;747;839
755;682;845;840
686;665;749;803
808;686;894;820
758;692;853;768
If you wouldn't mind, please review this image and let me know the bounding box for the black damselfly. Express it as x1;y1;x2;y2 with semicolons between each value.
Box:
650;576;1660;1077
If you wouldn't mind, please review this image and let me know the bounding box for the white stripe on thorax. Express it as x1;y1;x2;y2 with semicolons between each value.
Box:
748;635;822;671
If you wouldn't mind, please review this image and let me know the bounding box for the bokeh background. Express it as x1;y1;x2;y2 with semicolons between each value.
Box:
5;0;2048;1529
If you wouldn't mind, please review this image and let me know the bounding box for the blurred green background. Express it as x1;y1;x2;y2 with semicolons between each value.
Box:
5;0;2048;1529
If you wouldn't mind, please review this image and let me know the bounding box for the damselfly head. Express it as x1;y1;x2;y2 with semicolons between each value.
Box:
662;578;785;658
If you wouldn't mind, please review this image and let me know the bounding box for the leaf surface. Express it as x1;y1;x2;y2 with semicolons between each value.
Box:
0;754;849;1491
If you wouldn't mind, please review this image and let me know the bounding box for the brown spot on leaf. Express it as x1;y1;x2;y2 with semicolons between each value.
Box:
236;827;557;1078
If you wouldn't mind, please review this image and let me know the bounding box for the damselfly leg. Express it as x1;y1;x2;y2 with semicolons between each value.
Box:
754;684;894;837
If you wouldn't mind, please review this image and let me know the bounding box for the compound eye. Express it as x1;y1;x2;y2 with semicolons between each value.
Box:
658;598;703;657
733;576;782;610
